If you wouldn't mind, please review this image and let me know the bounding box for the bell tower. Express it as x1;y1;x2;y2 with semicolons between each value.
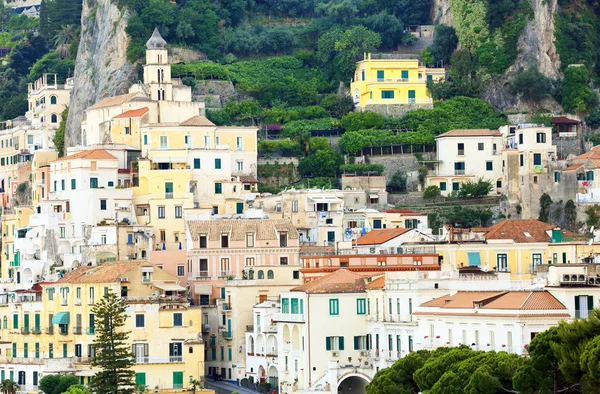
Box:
143;28;173;101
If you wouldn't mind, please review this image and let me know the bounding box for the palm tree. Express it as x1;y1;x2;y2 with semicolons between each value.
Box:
53;24;78;58
1;379;19;394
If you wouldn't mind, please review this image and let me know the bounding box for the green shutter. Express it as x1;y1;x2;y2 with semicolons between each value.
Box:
24;343;28;358
173;372;184;388
136;373;146;386
588;296;594;314
339;337;344;350
300;299;304;314
354;336;359;350
575;296;580;318
326;337;331;350
13;314;18;329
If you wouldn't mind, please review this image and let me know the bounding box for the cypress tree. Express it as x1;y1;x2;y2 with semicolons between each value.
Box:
39;0;50;39
90;290;135;394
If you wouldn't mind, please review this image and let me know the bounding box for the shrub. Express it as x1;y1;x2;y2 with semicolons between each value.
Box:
340;164;384;175
458;179;493;198
388;171;407;192
423;185;441;199
510;67;554;103
341;111;385;131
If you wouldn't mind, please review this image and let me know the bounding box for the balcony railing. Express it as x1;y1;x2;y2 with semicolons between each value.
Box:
273;313;305;323
246;325;254;332
45;327;54;335
202;324;210;333
134;356;184;364
219;271;233;278
222;303;232;311
454;169;465;175
21;327;30;335
222;332;233;339
31;327;41;335
73;357;93;364
86;327;95;335
165;192;174;199
73;326;82;335
188;271;210;280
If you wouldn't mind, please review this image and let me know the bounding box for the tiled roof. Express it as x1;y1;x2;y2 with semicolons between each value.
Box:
291;269;367;294
112;107;149;119
239;176;258;183
56;261;152;284
88;93;138;109
436;129;501;138
564;163;584;171
552;116;580;125
356;228;412;245
180;116;215;127
299;245;334;254
187;219;299;242
484;219;577;243
54;149;117;162
366;276;385;289
419;291;566;311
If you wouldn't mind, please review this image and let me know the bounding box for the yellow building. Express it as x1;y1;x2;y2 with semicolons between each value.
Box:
31;150;58;206
0;260;206;392
350;53;445;108
1;207;34;282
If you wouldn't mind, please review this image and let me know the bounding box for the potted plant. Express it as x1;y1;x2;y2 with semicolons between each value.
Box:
348;356;352;363
292;378;298;392
324;382;330;391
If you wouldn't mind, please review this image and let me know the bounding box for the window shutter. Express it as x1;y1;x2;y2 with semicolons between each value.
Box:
339;337;344;350
575;296;580;318
354;336;359;350
588;296;594;314
169;343;174;356
326;337;331;351
144;344;149;357
132;344;135;355
366;335;371;350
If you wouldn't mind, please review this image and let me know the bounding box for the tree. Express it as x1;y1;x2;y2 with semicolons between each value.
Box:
510;67;554;105
562;65;598;114
430;24;458;65
539;193;553;223
586;108;600;130
585;205;600;227
39;374;80;394
298;149;342;178
0;380;18;394
458;178;493;198
388;171;407;192
363;12;404;50
418;165;428;189
54;24;78;58
63;385;90;394
53;106;68;157
321;94;354;118
423;185;440;199
89;290;135;394
341;111;384;131
564;199;578;231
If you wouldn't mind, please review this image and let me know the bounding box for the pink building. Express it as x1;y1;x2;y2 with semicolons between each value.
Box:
185;219;300;304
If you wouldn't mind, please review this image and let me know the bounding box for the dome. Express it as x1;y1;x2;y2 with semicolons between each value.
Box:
146;28;167;50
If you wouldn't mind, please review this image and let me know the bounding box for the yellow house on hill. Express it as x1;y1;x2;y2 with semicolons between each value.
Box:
350;53;445;108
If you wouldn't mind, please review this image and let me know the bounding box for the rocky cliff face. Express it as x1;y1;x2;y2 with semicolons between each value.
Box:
65;0;136;147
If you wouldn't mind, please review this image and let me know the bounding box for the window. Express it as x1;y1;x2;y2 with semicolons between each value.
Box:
325;336;345;351
101;234;107;245
268;270;274;279
236;137;243;150
377;70;384;79
60;227;65;238
246;233;254;247
71;179;76;190
457;143;464;155
173;313;183;326
486;162;493;171
373;220;382;229
519;154;524;167
50;95;57;105
439;182;446;191
555;171;561;182
237;161;243;171
51;114;58;123
532;253;542;271
280;257;288;265
356;298;366;314
61;179;65;190
199;235;207;248
133;314;145;328
100;199;107;210
329;299;339;315
160;136;168;149
401;70;409;79
215;183;222;194
143;135;148;145
497;254;508;272
587;171;595;181
519;133;523;144
177;265;185;277
175;206;182;218
193;158;200;169
215;158;222;169
536;132;546;143
381;90;394;99
245;257;255;266
280;232;288;247
292;200;298;212
125;126;130;135
575;295;594;318
221;234;229;248
478;143;484;151
90;178;98;188
497;180;502;188
452;182;460;191
236;202;244;214
533;153;542;166
158;206;165;219
54;180;57;191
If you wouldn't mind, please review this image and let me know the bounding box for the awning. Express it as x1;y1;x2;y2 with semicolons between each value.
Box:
369;194;379;199
152;156;187;163
467;252;481;267
195;284;213;294
141;267;154;273
309;197;342;203
52;312;70;325
153;282;186;292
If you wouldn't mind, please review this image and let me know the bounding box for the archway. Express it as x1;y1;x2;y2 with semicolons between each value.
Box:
291;325;300;350
266;334;277;356
337;374;370;394
21;268;33;287
268;365;278;391
256;334;264;355
248;336;255;354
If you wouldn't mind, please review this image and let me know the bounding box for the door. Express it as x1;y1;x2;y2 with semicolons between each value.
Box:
236;202;244;214
24;314;29;330
165;182;173;198
173;372;183;389
408;90;416;103
134;343;147;363
327;231;335;243
34;313;40;330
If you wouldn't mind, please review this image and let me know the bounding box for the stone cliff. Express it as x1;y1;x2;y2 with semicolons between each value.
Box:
65;0;136;147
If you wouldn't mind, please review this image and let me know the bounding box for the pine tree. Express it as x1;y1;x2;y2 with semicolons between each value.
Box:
90;290;135;394
39;0;50;38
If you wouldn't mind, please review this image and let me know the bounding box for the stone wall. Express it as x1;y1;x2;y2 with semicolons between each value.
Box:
367;153;434;191
363;103;434;118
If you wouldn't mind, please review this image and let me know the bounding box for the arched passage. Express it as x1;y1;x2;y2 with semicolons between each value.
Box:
337;373;370;394
268;366;278;390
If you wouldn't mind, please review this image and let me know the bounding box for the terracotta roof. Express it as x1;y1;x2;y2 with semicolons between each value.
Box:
552;116;580;125
436;129;501;138
180;116;215;127
564;163;584;171
419;291;566;311
300;245;334;254
366;276;385;289
291;269;367;294
112;107;149;119
54;149;117;162
484;219;578;243
384;209;424;215
356;228;412;245
187;219;299;242
88;93;138;109
56;261;154;284
239;176;258;183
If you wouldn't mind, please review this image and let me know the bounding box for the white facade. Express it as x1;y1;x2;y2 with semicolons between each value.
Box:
353;229;434;255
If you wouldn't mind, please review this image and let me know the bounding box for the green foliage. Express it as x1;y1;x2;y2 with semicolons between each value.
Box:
258;139;303;157
28;52;75;82
281;118;336;138
418;165;428;188
339;129;435;153
0;379;19;394
439;206;495;227
585;205;600;227
90;290;135;394
564;199;578;231
430;24;458;64
427;78;480;100
561;65;598;113
223;99;261;123
340;164;384;175
39;374;79;394
458;178;493;198
539;193;553;223
39;0;82;42
341;112;385;131
320;94;354;118
261;106;329;124
317;25;381;82
206;109;232;126
423;185;441;199
510;66;554;104
450;0;489;51
586;108;600;130
388;171;407;192
298;149;342;177
554;9;599;71
53;106;68;157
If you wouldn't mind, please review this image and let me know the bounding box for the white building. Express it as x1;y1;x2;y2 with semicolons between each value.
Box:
353;228;434;255
426;129;504;196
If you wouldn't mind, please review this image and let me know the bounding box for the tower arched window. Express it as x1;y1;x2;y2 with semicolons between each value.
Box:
50;95;57;105
51;114;58;123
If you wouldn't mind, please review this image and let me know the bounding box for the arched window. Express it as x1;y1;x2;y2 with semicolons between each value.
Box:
82;130;87;146
267;270;274;279
51;114;58;123
248;270;254;280
257;270;264;279
50;95;57;105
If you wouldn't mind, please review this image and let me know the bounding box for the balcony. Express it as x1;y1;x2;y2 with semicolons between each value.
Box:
263;324;277;333
273;313;305;323
188;271;210;280
86;327;95;335
73;326;82;335
246;325;254;332
0;356;43;365
218;271;233;279
222;303;232;311
222;332;233;340
45;327;54;335
202;324;210;333
73;357;92;364
31;327;41;335
134;356;184;364
21;327;30;335
454;169;465;175
165;192;174;199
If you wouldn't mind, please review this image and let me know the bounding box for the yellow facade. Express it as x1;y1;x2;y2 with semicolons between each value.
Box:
110;116;144;148
350;53;445;108
0;261;206;391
